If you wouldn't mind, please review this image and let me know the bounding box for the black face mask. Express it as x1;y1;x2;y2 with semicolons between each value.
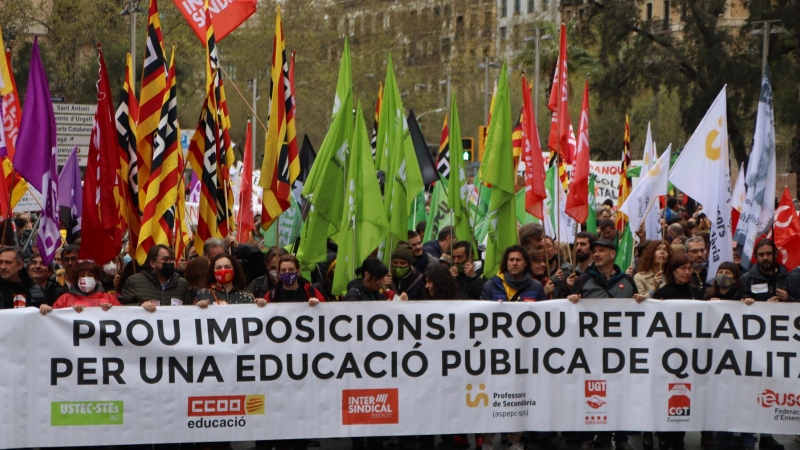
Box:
158;262;175;279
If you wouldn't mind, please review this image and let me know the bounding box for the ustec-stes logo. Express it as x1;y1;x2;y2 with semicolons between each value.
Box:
188;395;265;416
342;389;399;425
668;384;691;418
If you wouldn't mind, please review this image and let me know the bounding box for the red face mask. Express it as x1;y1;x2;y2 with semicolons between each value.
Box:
214;269;234;284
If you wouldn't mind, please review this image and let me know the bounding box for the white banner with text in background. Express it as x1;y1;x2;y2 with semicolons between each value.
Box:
1;300;799;448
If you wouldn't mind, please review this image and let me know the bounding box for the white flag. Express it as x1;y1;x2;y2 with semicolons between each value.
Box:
641;123;662;240
669;87;732;282
733;67;776;263
731;163;746;222
620;144;671;241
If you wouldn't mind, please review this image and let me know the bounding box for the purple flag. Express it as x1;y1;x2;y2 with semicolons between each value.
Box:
58;146;82;244
13;38;60;264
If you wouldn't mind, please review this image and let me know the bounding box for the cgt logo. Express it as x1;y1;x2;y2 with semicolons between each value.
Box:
342;389;399;425
585;380;606;410
187;395;264;417
668;384;691;417
758;390;800;408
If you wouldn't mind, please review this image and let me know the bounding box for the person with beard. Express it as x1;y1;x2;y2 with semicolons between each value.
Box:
565;232;596;293
0;246;46;309
742;239;800;303
634;241;673;295
568;239;643;450
449;241;486;299
388;244;426;301
684;237;709;293
407;231;438;274
119;245;189;309
27;254;64;306
480;245;545;302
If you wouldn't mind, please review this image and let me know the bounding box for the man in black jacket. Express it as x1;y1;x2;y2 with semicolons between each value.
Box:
742;239;800;303
27;253;64;306
449;241;485;299
0;247;45;309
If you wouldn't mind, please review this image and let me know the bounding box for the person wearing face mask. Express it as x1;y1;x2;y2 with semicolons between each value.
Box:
448;241;486;299
343;258;389;301
388;243;425;301
268;254;324;306
247;246;288;299
195;254;266;307
40;260;120;315
119;245;189;310
99;258;121;294
704;262;744;301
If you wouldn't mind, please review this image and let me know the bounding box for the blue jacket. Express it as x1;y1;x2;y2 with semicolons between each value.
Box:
479;274;546;302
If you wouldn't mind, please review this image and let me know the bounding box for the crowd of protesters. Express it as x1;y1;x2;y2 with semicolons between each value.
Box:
1;199;798;450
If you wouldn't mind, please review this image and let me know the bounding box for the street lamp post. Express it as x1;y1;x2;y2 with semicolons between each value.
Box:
750;20;785;75
120;1;143;85
477;57;500;124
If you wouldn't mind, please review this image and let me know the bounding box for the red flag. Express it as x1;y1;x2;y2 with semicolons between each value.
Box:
80;44;123;265
521;75;545;220
547;23;572;163
3;49;21;161
773;187;800;270
237;119;255;243
565;79;590;223
173;0;256;43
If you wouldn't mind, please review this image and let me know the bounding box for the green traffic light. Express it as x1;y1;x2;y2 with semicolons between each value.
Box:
462;150;470;161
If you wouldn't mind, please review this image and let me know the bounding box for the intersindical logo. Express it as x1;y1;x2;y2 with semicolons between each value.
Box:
342;389;399;425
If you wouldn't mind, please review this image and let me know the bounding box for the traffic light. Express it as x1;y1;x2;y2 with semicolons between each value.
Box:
462;138;474;161
477;125;488;161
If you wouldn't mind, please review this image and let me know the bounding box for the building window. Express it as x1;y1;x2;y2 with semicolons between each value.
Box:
663;0;670;27
501;0;507;17
514;0;521;14
500;26;507;40
542;0;548;12
528;0;534;14
646;2;653;20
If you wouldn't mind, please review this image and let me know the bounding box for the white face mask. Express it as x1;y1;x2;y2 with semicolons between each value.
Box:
269;269;278;280
103;262;117;275
78;277;96;293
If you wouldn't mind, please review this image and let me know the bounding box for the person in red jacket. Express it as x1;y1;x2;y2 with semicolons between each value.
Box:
39;260;120;315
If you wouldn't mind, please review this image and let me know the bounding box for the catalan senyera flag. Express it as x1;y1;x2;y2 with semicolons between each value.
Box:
116;53;141;248
137;0;168;209
616;115;632;231
1;31;28;213
191;80;221;257
512;109;523;164
371;82;382;161
136;50;181;264
259;6;299;230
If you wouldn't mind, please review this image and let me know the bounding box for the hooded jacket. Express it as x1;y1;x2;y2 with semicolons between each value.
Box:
571;265;636;299
342;278;386;301
53;283;120;309
742;264;800;302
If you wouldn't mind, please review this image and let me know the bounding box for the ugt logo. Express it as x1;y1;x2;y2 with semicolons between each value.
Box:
585;380;607;410
466;383;488;408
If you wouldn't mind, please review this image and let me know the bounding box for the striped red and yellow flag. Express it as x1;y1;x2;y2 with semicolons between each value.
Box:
512;108;523;164
259;6;299;230
116;53;141;247
136;0;168;210
370;81;382;160
136;49;180;264
190;80;221;257
616;115;632;231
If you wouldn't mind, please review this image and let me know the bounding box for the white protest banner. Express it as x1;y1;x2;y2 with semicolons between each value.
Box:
1;300;799;448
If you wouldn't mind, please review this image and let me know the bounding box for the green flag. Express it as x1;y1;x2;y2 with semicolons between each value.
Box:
447;97;475;254
472;183;491;245
614;223;634;271
586;175;597;233
423;183;450;242
481;64;517;279
332;103;390;296
379;55;424;262
297;39;353;272
515;190;537;225
408;191;427;231
262;194;302;247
